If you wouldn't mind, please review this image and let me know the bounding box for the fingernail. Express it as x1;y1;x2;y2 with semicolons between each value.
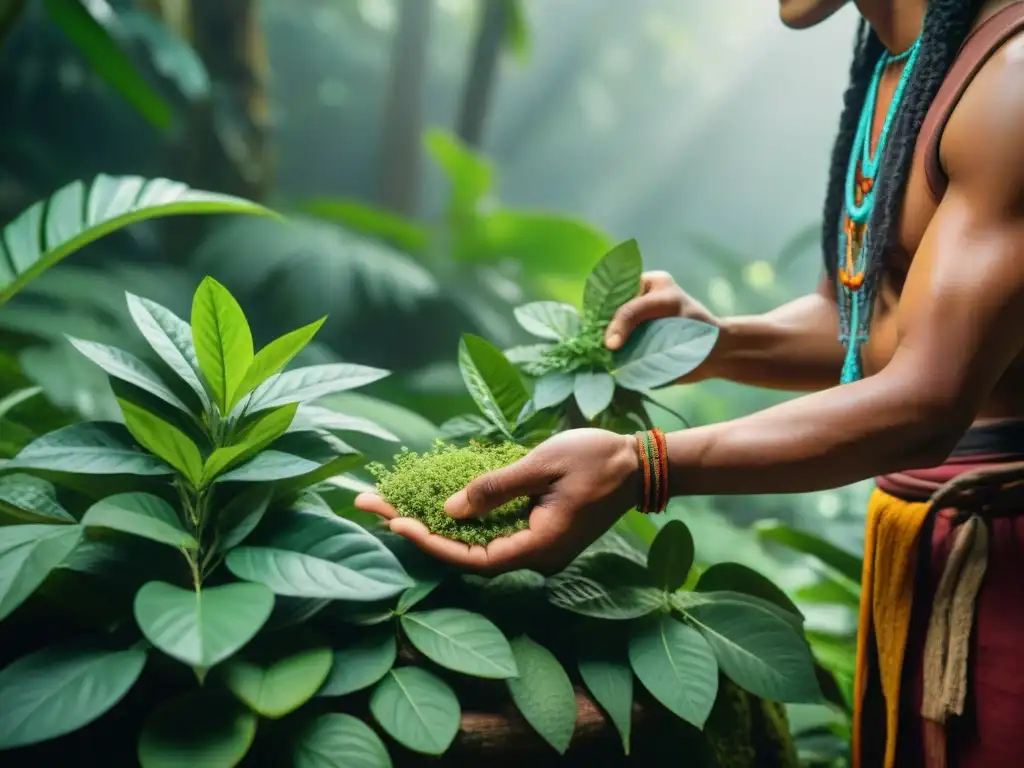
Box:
606;332;621;349
445;490;470;518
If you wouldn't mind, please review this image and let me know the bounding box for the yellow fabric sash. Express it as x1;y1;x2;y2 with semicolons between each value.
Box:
852;488;931;768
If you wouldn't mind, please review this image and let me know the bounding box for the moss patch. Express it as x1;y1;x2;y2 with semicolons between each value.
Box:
367;441;531;546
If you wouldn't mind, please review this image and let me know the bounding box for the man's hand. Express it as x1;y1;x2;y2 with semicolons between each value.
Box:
355;429;639;575
604;271;718;351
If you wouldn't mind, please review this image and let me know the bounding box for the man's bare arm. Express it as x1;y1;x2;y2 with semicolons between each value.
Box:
665;41;1024;496
711;278;846;391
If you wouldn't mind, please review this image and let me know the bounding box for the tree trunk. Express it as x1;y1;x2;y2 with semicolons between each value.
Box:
376;0;433;217
456;0;509;148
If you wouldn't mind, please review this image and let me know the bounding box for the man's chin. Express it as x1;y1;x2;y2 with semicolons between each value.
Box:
778;0;850;30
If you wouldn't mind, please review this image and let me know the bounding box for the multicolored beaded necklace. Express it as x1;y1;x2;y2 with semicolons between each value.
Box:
838;35;922;384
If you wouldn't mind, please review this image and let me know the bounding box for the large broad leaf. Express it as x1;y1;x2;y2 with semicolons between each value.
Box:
119;399;202;486
319;624;397;698
233;318;326;407
400;608;517;679
191;276;254;414
43;0;173;129
0;643;147;749
754;520;864;583
533;372;574;410
506;635;577;754
573;370;615;421
647;519;694;592
458;334;529;438
287;405;398;442
67;337;190;413
6;422;172;476
577;635;632;755
0;474;75;524
0;175;273;306
628;615;718;728
126;293;210;410
370;667;460;756
218;630;333;719
546;551;663;620
133;581;274;668
687;600;821;703
138;690;257;768
82;492;196;549
514;302;581;341
695;562;803;621
582;240;642;325
240;364;389;417
425;129;493;219
612;318;719;391
0;524;83;620
225;508;410;601
291;713;392;768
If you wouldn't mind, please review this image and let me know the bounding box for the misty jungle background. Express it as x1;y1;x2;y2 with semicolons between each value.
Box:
0;0;866;761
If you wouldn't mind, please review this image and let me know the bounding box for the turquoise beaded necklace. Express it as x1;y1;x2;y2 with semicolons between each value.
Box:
837;35;922;384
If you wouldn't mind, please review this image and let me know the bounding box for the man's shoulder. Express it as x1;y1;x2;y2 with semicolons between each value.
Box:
943;29;1024;195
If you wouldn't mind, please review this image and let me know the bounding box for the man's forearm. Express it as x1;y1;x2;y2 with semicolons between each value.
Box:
664;359;972;497
710;291;846;391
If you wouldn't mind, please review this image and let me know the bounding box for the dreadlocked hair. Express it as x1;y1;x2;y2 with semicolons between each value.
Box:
822;0;983;299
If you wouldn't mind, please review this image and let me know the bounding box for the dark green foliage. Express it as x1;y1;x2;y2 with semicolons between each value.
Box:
368;441;530;545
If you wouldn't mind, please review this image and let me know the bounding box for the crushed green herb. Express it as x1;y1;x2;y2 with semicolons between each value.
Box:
522;316;613;376
367;441;532;546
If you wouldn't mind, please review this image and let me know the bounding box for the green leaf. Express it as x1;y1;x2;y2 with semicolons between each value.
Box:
126;293;210;410
226;547;407;602
754;520;864;583
138;690;257;768
502;0;529;60
401;608;517;679
297;196;430;254
0;474;74;524
191;276;254;414
546;551;663;620
215;486;273;551
677;591;804;634
695;562;803;620
396;577;442;614
201;404;297;485
458;334;529;438
479;210;609;278
794;571;861;610
514;302;581;341
67;336;191;413
291;713;393;768
118;399;202;485
232;318;327;409
425;129;493;219
241;364;389;416
116;7;210;101
219;630;332;719
82;492;196;549
133;581;274;668
647;519;694;592
287;405;398;442
0;386;41;426
583;239;643;325
0;524;83;621
0;175;274;307
506;635;577;754
573;370;615;421
370;667;460;756
627;615;718;728
504;344;554;368
6;422;172;476
577;636;632;755
319;624;397;698
225;507;410;601
0;643;147;749
612;318;719;391
43;0;173;130
687;600;821;703
532;372;574;410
